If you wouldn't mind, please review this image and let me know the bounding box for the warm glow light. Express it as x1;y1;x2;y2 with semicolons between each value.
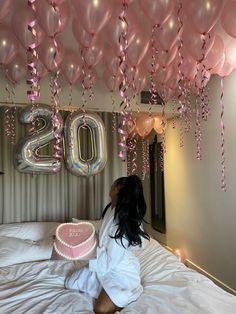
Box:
70;64;74;69
2;40;6;47
169;19;174;29
121;21;126;30
206;1;211;11
93;0;99;7
50;47;54;53
173;248;186;263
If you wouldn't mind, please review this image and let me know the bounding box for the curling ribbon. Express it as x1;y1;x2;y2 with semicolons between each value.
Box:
195;93;202;160
149;24;159;114
118;0;130;161
176;1;186;132
49;3;63;163
220;77;226;191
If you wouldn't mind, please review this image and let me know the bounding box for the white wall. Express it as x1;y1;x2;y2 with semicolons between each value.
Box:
148;72;236;290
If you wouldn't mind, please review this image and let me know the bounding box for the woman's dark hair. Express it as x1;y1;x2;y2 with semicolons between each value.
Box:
104;175;150;247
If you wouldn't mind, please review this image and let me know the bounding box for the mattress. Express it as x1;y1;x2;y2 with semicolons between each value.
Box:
0;239;235;314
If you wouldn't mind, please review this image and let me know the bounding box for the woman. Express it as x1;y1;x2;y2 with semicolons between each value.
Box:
65;175;150;314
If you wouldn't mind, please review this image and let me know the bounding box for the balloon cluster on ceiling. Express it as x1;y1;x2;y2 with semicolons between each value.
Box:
0;0;235;185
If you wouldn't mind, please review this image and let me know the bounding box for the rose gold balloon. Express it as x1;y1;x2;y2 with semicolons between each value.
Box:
12;6;44;50
225;38;236;70
61;51;82;85
82;39;103;67
216;53;234;77
37;37;64;71
0;24;18;65
72;18;96;48
183;0;223;34
221;0;236;38
5;54;27;84
103;70;121;92
153;116;167;134
136;113;154;138
203;34;224;70
103;48;121;77
72;0;113;35
0;0;14;21
81;67;97;89
139;0;175;26
36;0;70;37
127;30;150;67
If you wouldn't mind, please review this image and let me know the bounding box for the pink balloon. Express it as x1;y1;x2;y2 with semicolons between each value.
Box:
210;53;225;75
225;38;236;69
4;54;27;84
36;0;70;37
127;31;150;67
194;69;211;91
156;65;173;84
156;11;182;52
183;25;215;62
104;4;136;54
126;65;139;85
134;68;147;94
203;34;224;70
0;25;18;65
72;18;96;48
37;37;64;71
104;48;121;77
221;1;236;38
156;45;178;67
12;6;44;50
103;70;121;92
142;47;159;73
136;113;154;138
179;50;198;80
139;0;175;26
156;85;174;102
36;60;48;80
81;67;97;89
183;0;223;34
216;53;233;77
72;0;113;35
133;66;147;93
166;73;180;90
61;51;82;85
82;39;103;67
0;0;14;21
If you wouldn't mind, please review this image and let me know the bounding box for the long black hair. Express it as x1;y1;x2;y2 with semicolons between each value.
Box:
103;175;150;247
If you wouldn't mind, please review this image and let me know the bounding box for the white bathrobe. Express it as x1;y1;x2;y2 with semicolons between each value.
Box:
66;207;147;308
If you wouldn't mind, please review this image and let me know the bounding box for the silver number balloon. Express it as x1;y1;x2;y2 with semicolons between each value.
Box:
15;104;63;174
64;112;107;176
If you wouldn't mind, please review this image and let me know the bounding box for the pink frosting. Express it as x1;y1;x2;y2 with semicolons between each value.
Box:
54;222;97;260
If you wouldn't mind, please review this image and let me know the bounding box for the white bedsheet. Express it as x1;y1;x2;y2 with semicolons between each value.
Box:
0;239;235;314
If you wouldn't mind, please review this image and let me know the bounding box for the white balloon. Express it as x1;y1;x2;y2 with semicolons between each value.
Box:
64;112;107;176
15;104;63;174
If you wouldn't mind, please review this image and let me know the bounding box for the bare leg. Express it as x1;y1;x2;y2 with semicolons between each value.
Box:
94;289;123;314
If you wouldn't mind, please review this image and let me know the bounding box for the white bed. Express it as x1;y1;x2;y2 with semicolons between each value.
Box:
0;232;236;314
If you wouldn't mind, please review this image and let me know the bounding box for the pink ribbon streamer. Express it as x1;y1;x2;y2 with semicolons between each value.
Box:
195;94;202;160
220;77;226;191
118;1;130;161
149;24;159;113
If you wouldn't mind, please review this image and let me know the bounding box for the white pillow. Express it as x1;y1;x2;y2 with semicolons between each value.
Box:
0;236;54;267
72;218;101;233
0;222;60;241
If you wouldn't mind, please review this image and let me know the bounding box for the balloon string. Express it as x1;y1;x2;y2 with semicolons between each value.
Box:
4;75;12;141
172;97;177;129
68;83;73;107
141;138;147;180
118;1;129;161
145;137;150;179
27;0;40;103
111;92;117;133
195;93;202;160
176;1;185;123
220;77;226;191
80;49;88;128
50;3;62;163
149;24;159;114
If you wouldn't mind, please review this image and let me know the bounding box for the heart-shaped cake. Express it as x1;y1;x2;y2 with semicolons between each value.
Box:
54;222;97;260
